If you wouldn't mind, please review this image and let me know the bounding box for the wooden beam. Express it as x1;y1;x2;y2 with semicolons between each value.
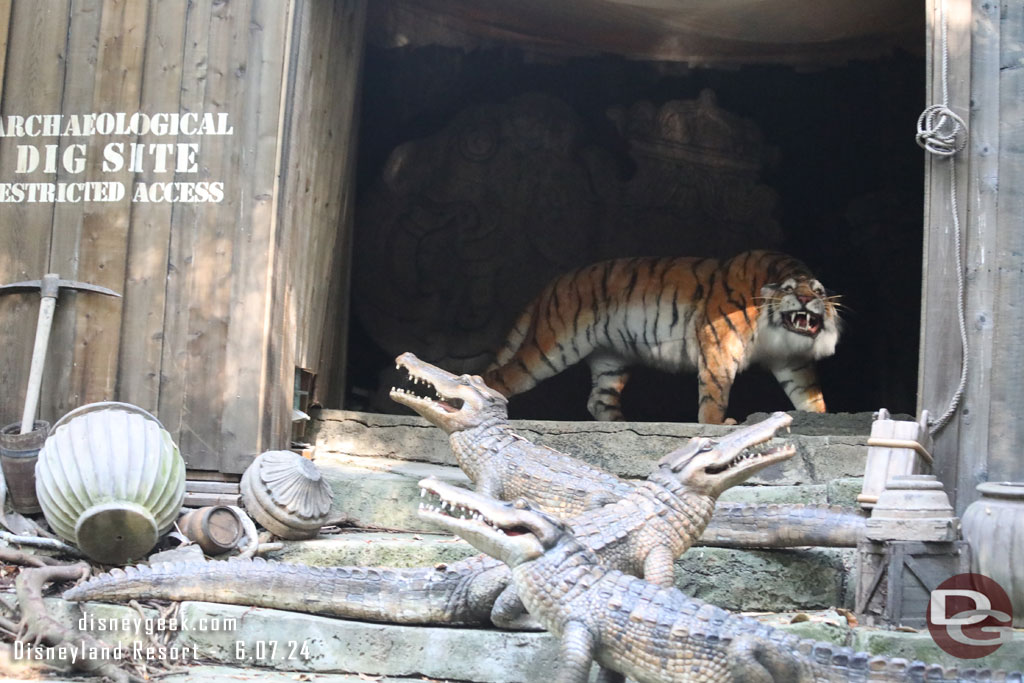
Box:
0;1;70;427
157;0;214;464
950;0;999;507
917;0;973;510
117;0;190;412
921;0;1024;509
0;1;13;112
276;0;367;411
218;0;292;471
61;0;149;414
314;0;367;409
988;0;1024;485
45;0;103;420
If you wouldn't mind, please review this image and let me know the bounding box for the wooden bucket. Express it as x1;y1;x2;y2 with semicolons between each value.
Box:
0;420;49;513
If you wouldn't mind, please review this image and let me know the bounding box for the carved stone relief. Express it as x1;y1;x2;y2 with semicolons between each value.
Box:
353;89;782;374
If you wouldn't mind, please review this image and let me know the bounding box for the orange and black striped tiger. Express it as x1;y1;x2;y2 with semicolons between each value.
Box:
483;250;841;424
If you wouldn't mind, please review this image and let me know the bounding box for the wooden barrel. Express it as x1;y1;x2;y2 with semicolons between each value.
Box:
0;421;48;513
178;506;244;555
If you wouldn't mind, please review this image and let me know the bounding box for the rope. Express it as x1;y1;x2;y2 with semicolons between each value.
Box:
916;0;969;436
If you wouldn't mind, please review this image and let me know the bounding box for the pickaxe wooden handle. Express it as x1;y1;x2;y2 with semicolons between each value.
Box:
0;274;121;434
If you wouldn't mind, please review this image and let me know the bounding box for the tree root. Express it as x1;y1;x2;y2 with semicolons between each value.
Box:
0;546;69;567
14;563;145;683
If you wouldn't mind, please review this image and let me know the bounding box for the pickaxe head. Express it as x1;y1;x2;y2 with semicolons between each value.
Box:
0;273;120;298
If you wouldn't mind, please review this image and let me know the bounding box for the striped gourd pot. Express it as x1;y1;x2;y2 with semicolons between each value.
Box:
35;403;185;565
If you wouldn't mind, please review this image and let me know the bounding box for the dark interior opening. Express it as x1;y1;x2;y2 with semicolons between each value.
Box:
343;37;925;423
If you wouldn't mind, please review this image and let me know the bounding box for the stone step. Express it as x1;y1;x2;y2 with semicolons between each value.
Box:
316;452;863;533
266;530;855;612
15;595;1024;682
310;409;873;483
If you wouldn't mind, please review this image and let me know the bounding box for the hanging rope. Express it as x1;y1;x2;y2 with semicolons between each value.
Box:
916;0;968;436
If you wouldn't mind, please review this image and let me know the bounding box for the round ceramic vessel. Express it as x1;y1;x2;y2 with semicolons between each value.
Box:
962;481;1024;627
35;405;185;564
179;505;245;555
240;450;333;540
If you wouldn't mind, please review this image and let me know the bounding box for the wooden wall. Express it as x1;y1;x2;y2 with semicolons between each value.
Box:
0;0;365;473
920;0;1024;511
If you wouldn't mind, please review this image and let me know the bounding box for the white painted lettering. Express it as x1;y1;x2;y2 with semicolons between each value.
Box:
103;142;124;172
176;143;199;173
15;145;38;173
63;144;87;174
42;144;58;174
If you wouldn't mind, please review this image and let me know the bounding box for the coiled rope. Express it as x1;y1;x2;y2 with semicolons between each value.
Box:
916;0;968;436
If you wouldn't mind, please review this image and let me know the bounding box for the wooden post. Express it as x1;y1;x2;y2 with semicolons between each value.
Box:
987;1;1024;487
919;0;1024;512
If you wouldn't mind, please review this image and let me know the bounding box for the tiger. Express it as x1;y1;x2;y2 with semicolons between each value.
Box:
483;249;841;424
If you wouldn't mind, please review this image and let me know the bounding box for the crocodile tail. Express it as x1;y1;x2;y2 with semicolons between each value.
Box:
739;635;1022;682
701;503;867;548
64;556;503;626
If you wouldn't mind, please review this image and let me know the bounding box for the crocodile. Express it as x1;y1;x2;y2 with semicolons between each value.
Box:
390;351;866;549
65;412;796;627
420;480;1023;683
390;351;633;517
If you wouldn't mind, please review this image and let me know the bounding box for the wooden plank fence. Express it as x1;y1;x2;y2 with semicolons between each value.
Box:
0;0;365;473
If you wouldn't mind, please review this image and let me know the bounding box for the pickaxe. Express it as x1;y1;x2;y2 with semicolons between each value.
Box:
0;274;120;434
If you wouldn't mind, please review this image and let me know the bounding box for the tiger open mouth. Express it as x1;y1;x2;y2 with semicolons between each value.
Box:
390;365;465;412
783;311;822;337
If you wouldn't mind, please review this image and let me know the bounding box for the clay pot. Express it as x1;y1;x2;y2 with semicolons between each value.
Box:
34;403;185;564
962;482;1024;627
179;506;245;555
240;450;333;540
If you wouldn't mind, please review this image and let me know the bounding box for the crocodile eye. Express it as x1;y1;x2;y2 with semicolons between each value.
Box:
513;499;530;510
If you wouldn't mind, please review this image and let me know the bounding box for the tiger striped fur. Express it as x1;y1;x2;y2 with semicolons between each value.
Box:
483;250;840;424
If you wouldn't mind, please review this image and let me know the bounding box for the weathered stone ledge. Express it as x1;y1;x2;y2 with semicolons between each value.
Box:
316;453;863;533
11;596;1022;682
266;530;854;612
310;409;870;483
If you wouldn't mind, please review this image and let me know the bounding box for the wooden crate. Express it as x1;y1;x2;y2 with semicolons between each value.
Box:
855;540;970;628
